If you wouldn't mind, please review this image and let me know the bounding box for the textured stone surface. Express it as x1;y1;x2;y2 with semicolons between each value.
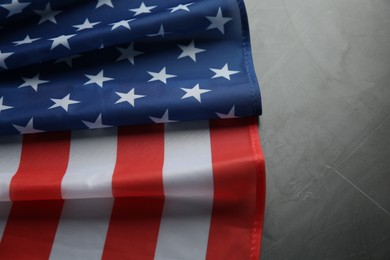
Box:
245;0;390;259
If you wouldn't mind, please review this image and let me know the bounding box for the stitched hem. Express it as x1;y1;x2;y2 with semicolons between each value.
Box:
237;0;263;116
247;117;266;260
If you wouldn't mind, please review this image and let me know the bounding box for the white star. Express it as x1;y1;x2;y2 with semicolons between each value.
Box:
34;3;62;24
168;3;193;13
49;34;75;50
13;118;43;134
115;88;145;107
116;42;143;65
54;54;82;68
178;40;205;62
147;67;177;84
110;19;135;30
181;84;210;102
49;94;80;112
13;35;41;46
82;114;111;129
96;0;113;8
130;2;156;16
0;50;13;69
84;70;113;87
72;18;100;31
1;0;30;17
149;109;177;123
210;63;239;80
19;73;49;92
216;106;236;119
206;7;232;34
147;24;170;37
0;97;13;113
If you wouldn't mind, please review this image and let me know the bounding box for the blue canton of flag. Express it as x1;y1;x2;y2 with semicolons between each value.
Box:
0;0;261;135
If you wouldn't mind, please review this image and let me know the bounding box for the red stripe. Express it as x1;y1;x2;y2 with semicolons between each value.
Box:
103;124;165;260
0;132;70;259
206;117;266;260
0;201;63;259
9;132;71;201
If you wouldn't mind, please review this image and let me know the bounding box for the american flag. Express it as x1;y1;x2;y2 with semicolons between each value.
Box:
0;0;265;259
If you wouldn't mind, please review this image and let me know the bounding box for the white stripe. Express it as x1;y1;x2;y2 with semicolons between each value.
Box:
0;202;11;241
49;198;113;260
155;121;214;260
52;128;117;258
61;128;117;199
0;135;22;201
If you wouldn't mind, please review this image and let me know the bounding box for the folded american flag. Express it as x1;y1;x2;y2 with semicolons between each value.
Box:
0;0;265;259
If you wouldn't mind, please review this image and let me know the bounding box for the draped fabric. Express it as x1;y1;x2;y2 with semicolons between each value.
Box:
0;0;265;259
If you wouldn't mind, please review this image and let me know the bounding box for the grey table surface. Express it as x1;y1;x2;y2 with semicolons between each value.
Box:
244;0;390;259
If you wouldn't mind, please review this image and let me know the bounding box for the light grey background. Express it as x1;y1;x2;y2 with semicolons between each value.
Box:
244;0;390;259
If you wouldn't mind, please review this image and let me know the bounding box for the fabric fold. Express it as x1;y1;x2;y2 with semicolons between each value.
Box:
0;118;264;202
